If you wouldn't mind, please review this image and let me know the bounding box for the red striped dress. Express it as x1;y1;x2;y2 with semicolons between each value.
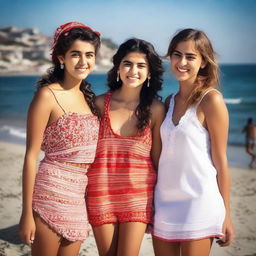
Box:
87;91;156;226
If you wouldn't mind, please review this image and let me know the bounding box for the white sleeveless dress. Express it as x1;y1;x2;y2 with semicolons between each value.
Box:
153;89;226;241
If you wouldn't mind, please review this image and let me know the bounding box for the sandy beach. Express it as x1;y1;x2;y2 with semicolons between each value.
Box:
0;141;256;256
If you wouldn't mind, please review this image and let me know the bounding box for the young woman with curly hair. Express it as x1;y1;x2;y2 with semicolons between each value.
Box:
87;38;165;256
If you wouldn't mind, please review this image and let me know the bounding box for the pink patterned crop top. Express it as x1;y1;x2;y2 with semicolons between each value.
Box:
41;112;99;163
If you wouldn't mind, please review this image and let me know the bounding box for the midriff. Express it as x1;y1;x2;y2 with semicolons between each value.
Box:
62;162;91;168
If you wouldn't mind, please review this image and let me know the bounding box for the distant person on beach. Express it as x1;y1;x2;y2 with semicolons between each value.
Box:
242;117;256;168
19;22;101;256
153;29;234;256
86;38;165;256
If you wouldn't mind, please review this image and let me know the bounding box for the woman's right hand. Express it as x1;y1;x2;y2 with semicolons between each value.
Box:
19;213;36;246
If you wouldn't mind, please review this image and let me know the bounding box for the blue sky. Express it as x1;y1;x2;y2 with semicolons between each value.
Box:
0;0;255;63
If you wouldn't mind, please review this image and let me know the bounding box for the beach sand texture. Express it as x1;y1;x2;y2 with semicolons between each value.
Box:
0;141;256;256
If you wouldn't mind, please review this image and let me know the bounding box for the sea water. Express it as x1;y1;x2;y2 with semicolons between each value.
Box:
0;64;255;149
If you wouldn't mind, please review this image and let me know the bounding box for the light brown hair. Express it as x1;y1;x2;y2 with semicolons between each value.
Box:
167;28;219;106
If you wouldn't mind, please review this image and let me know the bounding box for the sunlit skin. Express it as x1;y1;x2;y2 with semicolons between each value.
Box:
19;38;96;256
153;39;234;256
118;52;150;89
170;40;205;87
58;40;96;84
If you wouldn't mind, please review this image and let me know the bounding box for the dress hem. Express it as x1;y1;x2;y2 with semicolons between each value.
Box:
33;208;90;242
90;218;151;227
152;233;222;242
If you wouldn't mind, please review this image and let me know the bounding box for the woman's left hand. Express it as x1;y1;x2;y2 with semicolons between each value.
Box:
217;215;234;247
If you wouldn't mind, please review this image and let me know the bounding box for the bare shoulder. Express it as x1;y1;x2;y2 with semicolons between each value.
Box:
33;85;54;103
151;99;165;114
151;99;165;124
47;82;61;90
199;90;228;126
200;89;225;112
28;85;55;119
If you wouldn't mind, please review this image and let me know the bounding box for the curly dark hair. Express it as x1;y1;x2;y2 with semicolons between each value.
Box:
107;38;164;131
37;27;101;116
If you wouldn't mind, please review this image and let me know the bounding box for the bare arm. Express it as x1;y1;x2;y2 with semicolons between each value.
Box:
95;94;105;116
150;100;165;170
19;87;53;245
201;91;234;246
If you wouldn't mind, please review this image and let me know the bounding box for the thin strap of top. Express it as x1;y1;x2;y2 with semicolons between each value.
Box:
104;91;112;116
196;88;220;107
47;87;66;114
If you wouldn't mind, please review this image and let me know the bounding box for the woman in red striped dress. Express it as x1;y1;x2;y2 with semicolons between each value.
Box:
87;38;165;256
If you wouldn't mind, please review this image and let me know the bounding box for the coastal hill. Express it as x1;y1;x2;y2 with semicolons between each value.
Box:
0;26;117;75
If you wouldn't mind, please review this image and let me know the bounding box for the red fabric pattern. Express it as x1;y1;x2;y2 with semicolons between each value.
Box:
32;113;99;241
41;112;99;163
53;21;100;47
87;92;156;226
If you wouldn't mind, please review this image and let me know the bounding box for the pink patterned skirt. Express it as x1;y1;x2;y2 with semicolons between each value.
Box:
32;159;90;241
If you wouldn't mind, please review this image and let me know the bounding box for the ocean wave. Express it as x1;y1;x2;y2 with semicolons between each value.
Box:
224;98;242;104
0;125;26;139
224;98;256;105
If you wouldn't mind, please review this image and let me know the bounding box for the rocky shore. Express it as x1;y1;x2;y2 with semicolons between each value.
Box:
0;26;117;75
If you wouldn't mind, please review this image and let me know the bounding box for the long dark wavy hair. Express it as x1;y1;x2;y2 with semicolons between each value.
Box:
167;28;219;106
37;27;101;116
107;38;164;131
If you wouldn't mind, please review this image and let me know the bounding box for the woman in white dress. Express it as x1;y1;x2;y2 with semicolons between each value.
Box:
153;28;234;256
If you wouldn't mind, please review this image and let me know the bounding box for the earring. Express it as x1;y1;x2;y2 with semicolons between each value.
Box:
147;77;150;87
116;71;120;82
60;63;64;69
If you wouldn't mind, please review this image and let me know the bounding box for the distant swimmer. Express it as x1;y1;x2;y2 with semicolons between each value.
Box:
242;117;256;168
